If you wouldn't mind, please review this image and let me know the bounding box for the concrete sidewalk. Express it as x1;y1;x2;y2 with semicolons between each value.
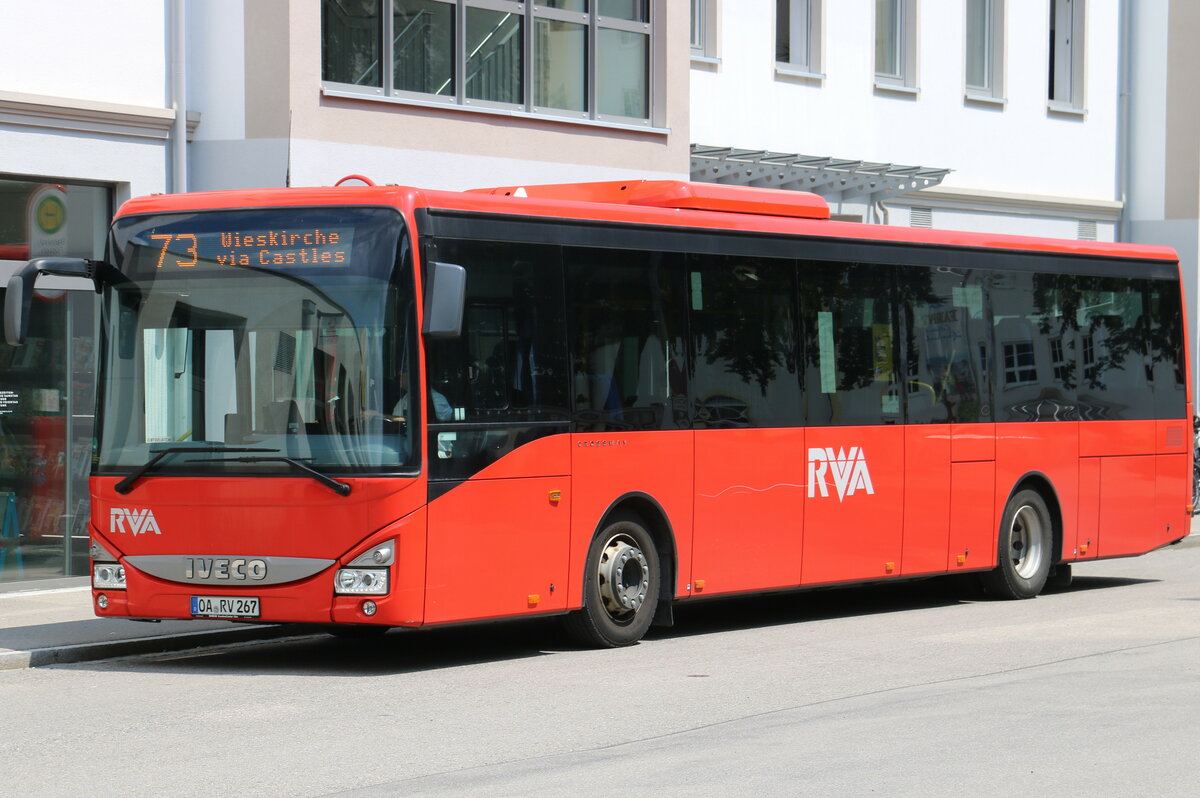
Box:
3;516;1198;671
0;581;308;670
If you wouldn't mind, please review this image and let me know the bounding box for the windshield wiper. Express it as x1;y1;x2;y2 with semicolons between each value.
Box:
114;446;279;495
194;456;352;497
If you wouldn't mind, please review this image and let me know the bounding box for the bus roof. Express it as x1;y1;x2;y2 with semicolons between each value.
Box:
115;179;1180;263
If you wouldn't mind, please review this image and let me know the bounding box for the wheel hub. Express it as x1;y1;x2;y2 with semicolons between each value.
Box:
597;536;650;618
1010;505;1045;580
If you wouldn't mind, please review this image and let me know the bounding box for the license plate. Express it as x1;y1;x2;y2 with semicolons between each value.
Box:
191;596;260;618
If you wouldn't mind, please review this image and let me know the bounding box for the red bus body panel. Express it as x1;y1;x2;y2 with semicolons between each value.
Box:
86;181;1191;629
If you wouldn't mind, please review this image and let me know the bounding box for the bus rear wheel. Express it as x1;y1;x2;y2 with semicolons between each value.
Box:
981;488;1053;599
564;515;660;648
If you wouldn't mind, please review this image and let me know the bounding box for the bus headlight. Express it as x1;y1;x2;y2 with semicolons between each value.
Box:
335;568;389;595
94;564;127;590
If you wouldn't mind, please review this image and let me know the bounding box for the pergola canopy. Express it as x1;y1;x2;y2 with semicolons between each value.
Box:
690;144;951;211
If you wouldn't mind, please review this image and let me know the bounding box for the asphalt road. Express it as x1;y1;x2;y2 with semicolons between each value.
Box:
3;542;1198;798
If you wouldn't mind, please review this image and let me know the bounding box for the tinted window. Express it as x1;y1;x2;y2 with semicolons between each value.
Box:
903;265;992;424
990;271;1076;421
566;249;688;431
688;254;800;428
1064;275;1155;421
1148;279;1187;419
424;240;569;480
801;262;899;426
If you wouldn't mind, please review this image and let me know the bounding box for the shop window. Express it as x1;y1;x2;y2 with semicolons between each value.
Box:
0;177;108;583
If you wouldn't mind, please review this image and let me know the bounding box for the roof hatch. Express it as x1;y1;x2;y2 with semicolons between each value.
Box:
469;179;830;220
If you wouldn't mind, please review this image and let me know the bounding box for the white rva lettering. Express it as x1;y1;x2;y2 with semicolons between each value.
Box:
807;447;875;501
109;508;162;536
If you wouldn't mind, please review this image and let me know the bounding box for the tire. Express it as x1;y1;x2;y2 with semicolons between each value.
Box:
981;488;1053;599
563;515;660;648
1045;563;1073;591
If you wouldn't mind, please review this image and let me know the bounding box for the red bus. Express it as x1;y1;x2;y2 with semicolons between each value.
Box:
4;179;1192;646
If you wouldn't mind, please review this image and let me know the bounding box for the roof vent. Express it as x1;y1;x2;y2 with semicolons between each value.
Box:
470;180;830;219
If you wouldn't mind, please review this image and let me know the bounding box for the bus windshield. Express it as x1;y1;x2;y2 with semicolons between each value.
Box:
98;206;419;477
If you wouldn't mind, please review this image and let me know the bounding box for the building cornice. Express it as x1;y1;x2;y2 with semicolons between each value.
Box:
886;186;1122;222
0;90;199;141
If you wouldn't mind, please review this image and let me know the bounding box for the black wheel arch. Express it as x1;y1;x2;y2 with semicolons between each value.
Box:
1003;470;1065;565
594;491;678;626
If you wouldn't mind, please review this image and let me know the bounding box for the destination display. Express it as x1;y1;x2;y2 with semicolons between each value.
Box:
141;226;356;270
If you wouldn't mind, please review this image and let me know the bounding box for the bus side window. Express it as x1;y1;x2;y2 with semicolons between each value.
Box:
566;249;688;432
423;240;570;481
1069;275;1155;421
990;271;1075;422
687;253;800;429
903;265;990;424
801;261;899;427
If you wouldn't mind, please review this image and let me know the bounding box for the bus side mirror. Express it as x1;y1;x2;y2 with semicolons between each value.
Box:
4;257;96;345
422;261;465;339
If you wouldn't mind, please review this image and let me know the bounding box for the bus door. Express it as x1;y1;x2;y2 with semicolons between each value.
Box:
422;241;573;624
800;262;905;584
688;255;805;595
903;266;995;575
564;250;694;604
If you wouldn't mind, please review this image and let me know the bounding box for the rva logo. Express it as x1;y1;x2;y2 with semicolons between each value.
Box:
109;507;162;536
807;447;875;502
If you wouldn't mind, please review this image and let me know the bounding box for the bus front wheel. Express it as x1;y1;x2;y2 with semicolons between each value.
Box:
564;515;660;648
981;488;1053;599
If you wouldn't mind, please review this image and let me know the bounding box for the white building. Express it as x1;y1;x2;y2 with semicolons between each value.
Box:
1125;1;1200;391
690;0;1199;398
0;0;1196;586
689;0;1124;239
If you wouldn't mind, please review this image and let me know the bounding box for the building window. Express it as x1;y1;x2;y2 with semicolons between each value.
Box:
965;0;1004;101
875;0;917;92
322;0;656;126
1003;341;1037;386
1048;0;1085;111
776;0;822;77
1050;337;1070;382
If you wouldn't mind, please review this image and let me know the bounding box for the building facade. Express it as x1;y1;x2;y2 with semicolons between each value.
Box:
0;0;689;585
689;0;1124;238
689;0;1198;393
0;1;183;583
0;0;1196;586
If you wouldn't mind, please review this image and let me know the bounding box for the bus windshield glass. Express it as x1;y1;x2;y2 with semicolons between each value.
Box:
99;206;419;477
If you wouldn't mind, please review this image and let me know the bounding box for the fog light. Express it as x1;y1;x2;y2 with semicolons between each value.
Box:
93;563;127;590
97;594;109;610
362;600;377;616
334;567;389;595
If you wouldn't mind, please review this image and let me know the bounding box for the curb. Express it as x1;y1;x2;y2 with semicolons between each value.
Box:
0;624;315;671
